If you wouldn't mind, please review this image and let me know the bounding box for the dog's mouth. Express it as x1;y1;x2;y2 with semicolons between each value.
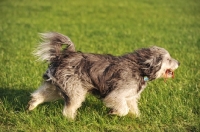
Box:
164;69;174;78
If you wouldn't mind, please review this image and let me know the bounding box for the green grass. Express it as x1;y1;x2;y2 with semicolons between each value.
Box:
0;0;200;131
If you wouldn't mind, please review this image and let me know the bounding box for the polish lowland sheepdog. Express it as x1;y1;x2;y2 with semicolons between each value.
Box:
28;32;180;119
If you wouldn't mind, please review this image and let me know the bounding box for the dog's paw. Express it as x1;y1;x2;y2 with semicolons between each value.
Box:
27;99;37;111
108;108;129;116
63;107;77;120
108;109;117;115
129;109;140;117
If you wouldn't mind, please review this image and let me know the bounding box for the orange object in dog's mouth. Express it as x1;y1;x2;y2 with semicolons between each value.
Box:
165;69;174;78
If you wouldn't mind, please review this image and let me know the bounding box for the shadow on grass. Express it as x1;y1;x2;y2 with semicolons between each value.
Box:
0;87;32;112
82;95;107;113
0;87;106;116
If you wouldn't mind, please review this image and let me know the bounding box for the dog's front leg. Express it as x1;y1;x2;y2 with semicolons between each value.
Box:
126;97;140;117
103;91;129;116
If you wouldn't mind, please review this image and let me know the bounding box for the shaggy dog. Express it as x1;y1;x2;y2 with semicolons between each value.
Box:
28;32;180;119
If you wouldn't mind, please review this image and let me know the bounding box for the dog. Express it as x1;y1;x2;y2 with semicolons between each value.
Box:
28;32;180;120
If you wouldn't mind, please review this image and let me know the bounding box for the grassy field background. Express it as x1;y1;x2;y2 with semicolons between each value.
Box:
0;0;200;131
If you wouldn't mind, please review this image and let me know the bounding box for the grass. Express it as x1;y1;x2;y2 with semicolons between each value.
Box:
0;0;200;131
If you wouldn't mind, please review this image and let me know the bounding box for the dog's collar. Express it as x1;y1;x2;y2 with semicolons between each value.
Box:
144;76;149;82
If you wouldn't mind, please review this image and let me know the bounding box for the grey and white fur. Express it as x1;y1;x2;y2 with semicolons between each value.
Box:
28;32;180;120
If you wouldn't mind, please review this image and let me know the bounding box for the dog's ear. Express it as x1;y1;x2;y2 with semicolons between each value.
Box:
140;54;163;80
149;55;162;67
124;47;163;80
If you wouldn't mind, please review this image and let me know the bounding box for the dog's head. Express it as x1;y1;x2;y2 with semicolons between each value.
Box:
133;46;180;81
151;46;180;79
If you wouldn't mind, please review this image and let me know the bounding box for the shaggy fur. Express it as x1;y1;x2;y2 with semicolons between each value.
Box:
28;32;180;119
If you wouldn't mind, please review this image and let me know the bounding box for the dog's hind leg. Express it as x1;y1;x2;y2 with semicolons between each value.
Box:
28;82;61;111
62;79;87;120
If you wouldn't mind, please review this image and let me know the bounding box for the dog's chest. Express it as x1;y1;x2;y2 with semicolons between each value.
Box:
137;79;147;94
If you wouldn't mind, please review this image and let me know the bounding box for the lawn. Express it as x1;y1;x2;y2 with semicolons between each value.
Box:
0;0;200;131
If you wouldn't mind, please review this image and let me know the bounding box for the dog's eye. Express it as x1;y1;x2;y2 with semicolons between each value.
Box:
167;58;172;63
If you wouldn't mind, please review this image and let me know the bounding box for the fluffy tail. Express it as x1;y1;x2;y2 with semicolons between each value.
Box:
34;32;75;62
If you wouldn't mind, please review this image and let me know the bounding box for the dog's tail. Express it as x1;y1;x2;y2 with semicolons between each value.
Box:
34;32;75;62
